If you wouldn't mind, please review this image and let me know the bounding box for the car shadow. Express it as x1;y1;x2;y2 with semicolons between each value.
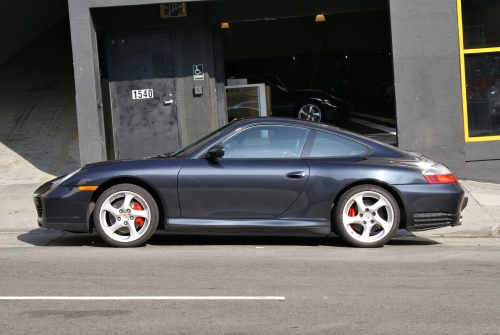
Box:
147;233;351;248
16;229;440;248
147;233;440;247
16;229;110;248
385;237;440;246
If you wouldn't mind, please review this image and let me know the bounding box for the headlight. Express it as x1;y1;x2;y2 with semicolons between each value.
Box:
50;167;82;189
327;94;343;103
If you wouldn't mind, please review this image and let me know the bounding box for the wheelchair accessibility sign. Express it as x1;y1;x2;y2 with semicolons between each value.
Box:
193;64;204;80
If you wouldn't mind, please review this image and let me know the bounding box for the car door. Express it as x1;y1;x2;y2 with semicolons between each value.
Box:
296;130;374;218
178;125;310;219
268;85;293;117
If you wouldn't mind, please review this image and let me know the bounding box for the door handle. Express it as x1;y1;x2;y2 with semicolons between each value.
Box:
163;99;174;105
286;171;306;179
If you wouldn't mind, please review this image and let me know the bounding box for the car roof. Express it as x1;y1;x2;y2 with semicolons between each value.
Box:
228;117;408;156
230;116;340;132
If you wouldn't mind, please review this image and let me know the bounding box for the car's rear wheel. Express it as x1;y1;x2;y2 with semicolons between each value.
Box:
94;184;159;247
295;102;324;122
334;185;400;248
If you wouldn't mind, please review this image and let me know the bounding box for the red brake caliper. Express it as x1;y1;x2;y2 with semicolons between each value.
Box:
132;201;145;228
347;203;358;230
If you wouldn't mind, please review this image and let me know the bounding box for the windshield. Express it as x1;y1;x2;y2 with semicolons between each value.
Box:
261;74;287;89
170;123;234;158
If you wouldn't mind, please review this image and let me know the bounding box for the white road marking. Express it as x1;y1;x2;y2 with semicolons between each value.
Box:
350;117;397;135
0;296;285;301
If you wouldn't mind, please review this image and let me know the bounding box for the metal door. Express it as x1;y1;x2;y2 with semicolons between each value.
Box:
107;31;179;159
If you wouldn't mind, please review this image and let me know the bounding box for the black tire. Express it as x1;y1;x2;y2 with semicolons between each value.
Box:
333;184;400;248
294;101;325;122
94;183;159;248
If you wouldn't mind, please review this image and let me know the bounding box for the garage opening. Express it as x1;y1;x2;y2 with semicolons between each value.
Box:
219;6;397;145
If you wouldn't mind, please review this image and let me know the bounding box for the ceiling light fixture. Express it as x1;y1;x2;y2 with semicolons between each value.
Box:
315;14;326;22
221;22;230;29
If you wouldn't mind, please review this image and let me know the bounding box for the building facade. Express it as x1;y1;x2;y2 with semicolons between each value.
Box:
67;0;500;183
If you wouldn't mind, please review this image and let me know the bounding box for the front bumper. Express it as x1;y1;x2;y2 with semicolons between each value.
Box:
325;103;351;121
394;183;468;231
34;180;93;233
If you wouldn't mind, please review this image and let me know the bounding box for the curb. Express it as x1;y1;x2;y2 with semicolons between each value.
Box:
412;226;500;238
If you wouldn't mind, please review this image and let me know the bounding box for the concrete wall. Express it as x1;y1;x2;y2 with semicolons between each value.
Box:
68;0;499;182
0;0;68;66
461;0;500;182
69;0;388;165
69;0;222;165
390;0;500;183
389;0;466;179
92;3;221;153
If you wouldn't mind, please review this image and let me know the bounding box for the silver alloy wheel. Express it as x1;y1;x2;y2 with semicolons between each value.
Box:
98;190;151;242
341;190;394;243
297;104;322;122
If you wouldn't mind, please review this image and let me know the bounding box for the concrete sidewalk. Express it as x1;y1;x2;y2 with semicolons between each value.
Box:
0;179;498;248
413;180;500;238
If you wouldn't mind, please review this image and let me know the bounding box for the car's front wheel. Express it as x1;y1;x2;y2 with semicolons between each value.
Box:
295;102;325;122
94;184;159;247
334;185;400;248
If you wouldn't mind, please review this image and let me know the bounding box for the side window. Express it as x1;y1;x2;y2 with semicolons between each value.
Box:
221;125;308;159
304;131;370;157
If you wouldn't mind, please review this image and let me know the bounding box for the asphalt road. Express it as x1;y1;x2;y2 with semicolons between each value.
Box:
1;234;499;334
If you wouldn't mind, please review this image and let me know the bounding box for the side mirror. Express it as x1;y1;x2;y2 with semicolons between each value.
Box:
208;145;225;159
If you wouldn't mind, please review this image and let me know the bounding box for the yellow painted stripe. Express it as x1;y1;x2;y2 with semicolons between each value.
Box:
457;0;470;142
462;135;500;142
464;47;500;54
457;0;500;142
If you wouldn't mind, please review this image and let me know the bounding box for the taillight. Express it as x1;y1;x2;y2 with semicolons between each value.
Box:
422;164;457;184
423;174;457;184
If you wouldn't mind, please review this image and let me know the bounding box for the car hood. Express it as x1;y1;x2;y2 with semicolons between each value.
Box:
83;157;165;169
84;153;179;167
288;88;326;97
60;156;185;188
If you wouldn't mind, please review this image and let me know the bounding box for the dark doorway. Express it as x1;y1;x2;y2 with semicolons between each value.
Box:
221;9;397;146
106;31;179;159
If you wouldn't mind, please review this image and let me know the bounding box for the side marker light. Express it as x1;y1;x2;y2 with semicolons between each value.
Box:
78;186;99;191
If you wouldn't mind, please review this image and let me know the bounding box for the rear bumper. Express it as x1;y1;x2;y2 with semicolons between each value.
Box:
34;180;92;233
394;183;467;231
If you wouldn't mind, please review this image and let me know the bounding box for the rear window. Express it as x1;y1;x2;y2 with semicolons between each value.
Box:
303;131;371;158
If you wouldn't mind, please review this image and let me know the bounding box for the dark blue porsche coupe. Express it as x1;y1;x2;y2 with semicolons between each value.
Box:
34;118;467;248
